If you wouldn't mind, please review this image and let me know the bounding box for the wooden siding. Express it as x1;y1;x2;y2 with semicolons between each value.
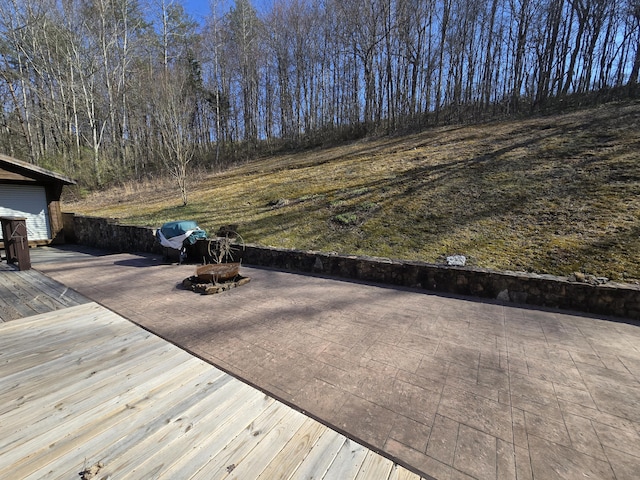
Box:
0;300;424;479
0;166;38;182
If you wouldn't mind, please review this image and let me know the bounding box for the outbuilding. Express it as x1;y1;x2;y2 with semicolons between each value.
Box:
0;153;76;246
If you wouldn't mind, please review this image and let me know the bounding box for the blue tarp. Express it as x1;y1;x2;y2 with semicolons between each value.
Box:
157;220;207;249
160;220;199;240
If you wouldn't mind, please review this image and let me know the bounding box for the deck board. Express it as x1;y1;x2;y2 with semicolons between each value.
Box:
0;272;61;316
0;269;88;322
255;417;328;479
19;269;88;307
0;301;424;479
0;328;161;412
281;428;347;479
324;438;370;479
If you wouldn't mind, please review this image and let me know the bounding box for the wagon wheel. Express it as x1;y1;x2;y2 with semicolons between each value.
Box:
207;231;245;264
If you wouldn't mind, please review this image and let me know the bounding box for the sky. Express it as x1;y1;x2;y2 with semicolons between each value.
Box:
180;0;212;23
181;0;272;24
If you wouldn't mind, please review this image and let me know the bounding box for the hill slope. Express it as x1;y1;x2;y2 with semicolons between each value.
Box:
66;101;640;282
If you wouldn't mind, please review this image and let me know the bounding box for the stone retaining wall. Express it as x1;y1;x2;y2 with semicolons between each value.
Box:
64;214;162;254
63;213;640;320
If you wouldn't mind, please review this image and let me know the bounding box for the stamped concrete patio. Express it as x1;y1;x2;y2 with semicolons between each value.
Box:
34;247;640;480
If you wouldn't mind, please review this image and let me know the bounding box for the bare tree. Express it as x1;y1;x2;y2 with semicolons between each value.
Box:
1;0;640;189
228;0;261;143
626;0;640;88
152;67;197;206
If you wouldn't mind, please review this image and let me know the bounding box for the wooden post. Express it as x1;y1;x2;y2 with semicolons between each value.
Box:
0;216;31;270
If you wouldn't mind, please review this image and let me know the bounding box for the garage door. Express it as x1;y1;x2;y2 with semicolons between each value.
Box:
0;184;51;241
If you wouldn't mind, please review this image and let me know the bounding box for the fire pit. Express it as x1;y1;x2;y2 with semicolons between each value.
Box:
182;271;250;295
194;262;241;282
181;228;250;294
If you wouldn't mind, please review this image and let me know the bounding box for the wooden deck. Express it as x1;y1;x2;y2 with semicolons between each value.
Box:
0;264;89;322
0;267;424;479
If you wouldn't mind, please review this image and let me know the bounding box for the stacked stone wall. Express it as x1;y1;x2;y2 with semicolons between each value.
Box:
63;213;640;320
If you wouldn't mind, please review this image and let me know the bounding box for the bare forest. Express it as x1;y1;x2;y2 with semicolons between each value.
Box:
1;0;639;194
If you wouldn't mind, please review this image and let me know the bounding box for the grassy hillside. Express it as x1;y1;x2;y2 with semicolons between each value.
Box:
65;101;640;282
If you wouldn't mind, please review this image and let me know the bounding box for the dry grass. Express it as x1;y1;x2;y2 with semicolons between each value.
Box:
65;101;640;282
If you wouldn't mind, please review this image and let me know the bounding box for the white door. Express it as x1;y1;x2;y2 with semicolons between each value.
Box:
0;184;51;241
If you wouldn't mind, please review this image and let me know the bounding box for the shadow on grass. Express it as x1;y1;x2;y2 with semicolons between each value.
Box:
101;103;640;279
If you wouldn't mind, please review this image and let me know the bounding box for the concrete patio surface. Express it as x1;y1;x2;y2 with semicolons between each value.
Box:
33;247;640;480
